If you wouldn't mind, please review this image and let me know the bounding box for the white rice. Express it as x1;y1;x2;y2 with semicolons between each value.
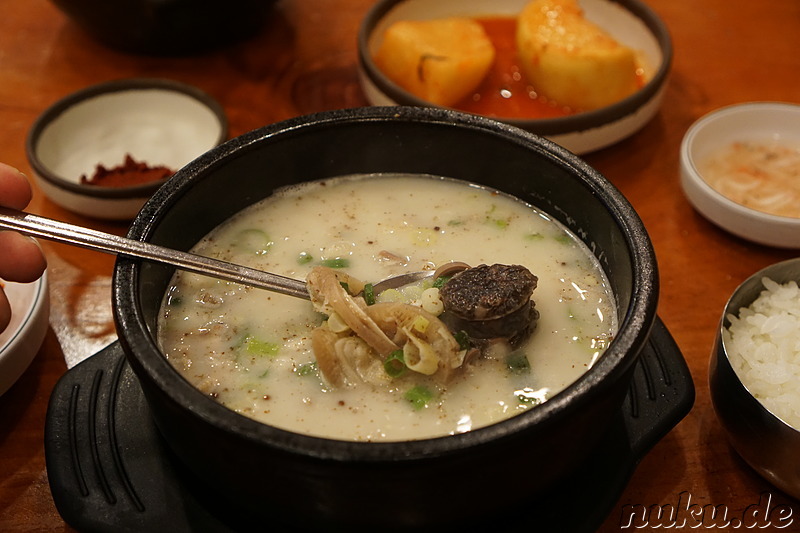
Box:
724;277;800;429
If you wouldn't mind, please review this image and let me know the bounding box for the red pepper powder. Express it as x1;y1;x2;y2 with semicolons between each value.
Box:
80;154;174;187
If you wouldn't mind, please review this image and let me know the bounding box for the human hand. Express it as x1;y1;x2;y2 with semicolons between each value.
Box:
0;163;47;333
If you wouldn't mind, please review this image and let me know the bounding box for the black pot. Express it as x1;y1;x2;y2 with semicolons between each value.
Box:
50;0;274;55
113;107;658;530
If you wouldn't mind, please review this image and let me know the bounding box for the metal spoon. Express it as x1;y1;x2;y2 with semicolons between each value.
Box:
0;207;433;300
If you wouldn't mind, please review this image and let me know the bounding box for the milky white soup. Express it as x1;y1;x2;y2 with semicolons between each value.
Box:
158;174;617;441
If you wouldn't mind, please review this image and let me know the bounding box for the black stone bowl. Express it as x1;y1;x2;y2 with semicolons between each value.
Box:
50;0;274;55
112;106;658;531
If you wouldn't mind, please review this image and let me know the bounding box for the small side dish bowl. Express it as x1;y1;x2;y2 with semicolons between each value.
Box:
680;102;800;248
710;258;800;499
358;0;672;154
26;78;227;221
0;272;49;396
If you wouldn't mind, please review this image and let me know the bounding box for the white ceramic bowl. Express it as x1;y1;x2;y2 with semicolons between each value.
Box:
26;78;227;221
358;0;672;154
0;271;49;396
680;102;800;248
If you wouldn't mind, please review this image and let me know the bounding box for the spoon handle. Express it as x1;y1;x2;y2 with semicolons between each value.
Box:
0;207;310;300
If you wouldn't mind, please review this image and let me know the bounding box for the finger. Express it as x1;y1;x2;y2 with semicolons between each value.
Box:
0;163;34;210
0;231;47;282
0;288;10;334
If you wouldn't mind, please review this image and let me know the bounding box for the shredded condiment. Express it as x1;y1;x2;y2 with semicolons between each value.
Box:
80;154;173;187
699;140;800;218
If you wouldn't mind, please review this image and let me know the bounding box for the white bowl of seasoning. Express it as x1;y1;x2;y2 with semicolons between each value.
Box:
358;0;672;154
680;102;800;249
26;78;227;221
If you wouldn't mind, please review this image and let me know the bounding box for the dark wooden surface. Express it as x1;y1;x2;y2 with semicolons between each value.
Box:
1;1;799;530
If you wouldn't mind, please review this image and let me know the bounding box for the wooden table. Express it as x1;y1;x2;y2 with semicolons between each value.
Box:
1;1;798;530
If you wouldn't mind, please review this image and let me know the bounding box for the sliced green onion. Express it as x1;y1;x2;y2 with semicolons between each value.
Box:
377;288;402;303
244;336;280;356
166;293;182;307
320;258;350;269
432;275;452;289
363;283;376;305
411;315;429;333
515;387;545;405
491;218;509;229
296;362;318;377
384;350;407;378
506;350;531;375
339;281;350;293
233;229;273;256
297;251;314;264
404;385;434;410
454;330;471;351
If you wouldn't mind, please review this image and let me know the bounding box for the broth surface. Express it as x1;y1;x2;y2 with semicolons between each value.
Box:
158;174;616;441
